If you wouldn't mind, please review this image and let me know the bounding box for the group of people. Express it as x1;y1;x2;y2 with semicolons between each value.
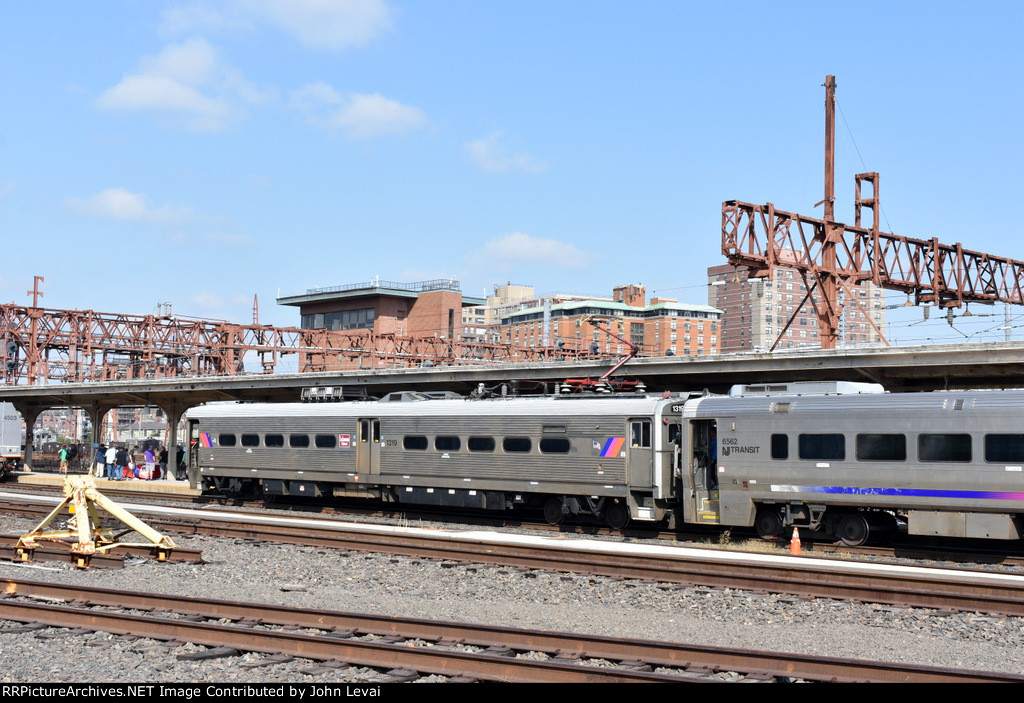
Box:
92;443;183;481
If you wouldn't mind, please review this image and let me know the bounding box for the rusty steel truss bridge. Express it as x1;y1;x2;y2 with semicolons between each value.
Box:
1;278;615;387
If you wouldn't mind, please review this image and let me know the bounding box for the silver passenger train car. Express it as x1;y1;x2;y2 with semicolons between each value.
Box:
686;383;1024;545
185;382;1024;543
186;393;685;529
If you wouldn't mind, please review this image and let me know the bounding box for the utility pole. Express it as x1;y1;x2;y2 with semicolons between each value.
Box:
818;75;839;349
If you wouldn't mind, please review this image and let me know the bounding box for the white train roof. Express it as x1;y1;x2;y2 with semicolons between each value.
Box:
688;387;1024;417
186;394;681;420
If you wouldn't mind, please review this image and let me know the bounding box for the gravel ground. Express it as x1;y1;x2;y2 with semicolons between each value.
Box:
2;509;1024;683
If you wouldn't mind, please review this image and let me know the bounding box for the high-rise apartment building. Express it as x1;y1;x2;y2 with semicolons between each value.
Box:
707;264;886;352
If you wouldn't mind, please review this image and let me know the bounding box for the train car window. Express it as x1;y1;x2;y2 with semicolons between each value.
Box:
918;434;971;462
540;438;571;454
468;436;495;452
542;425;567;435
630;420;652;448
770;434;788;459
265;434;284;448
435;436;461;452
241;434;259;447
798;434;844;461
219;434;237;447
289;434;310;448
855;434;906;461
403;436;428;450
503;437;532;453
314;434;337;449
668;424;682;445
985;434;1024;462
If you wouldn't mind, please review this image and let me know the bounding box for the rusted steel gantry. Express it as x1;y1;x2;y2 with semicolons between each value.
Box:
0;285;619;472
1;288;614;387
722;75;1024;350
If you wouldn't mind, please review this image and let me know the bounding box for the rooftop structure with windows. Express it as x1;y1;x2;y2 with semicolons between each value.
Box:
278;278;485;339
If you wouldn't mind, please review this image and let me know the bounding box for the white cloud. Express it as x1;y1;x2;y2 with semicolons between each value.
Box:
162;0;393;51
203;230;253;246
94;38;274;132
160;3;251;37
189;290;224;309
256;0;393;50
291;82;427;138
187;291;253;321
466;132;548;174
65;188;193;225
471;232;597;270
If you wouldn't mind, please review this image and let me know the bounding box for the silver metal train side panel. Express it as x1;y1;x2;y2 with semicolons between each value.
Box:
908;511;1023;540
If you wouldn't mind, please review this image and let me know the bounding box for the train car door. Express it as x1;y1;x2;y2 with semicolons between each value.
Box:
627;418;653;487
187;419;201;488
661;420;683;500
687;419;720;524
356;418;381;475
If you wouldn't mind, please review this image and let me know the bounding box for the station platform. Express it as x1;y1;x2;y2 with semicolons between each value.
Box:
6;470;200;497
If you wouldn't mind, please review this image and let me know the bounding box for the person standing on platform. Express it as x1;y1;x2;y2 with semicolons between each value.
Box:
58;446;68;474
144;445;156;480
158;445;168;481
105;444;117;480
115;445;127;480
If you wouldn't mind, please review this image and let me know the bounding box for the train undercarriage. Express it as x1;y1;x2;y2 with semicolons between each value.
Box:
201;474;645;530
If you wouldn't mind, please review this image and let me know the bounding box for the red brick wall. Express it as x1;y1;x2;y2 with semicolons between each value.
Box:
406;290;462;339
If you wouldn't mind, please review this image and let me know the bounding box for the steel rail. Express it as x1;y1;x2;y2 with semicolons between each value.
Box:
11;487;1024;570
0;595;704;683
4;494;1024;617
165;516;1024;618
3;579;1019;683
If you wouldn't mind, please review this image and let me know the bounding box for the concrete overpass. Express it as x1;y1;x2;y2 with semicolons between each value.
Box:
5;341;1024;470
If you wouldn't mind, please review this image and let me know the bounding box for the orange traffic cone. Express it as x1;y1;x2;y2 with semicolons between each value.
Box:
790;527;801;556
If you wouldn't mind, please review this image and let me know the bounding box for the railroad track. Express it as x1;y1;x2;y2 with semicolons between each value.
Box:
3;493;1024;619
1;578;1018;683
11;480;1024;568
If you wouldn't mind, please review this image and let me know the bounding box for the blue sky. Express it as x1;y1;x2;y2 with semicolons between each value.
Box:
1;1;1021;346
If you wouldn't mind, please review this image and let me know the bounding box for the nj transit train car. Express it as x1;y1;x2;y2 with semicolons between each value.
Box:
186;383;1024;544
0;402;22;478
186;393;687;529
681;384;1024;544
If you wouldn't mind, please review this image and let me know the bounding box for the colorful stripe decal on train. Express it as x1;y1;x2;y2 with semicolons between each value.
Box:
771;485;1024;500
600;437;625;457
200;432;213;448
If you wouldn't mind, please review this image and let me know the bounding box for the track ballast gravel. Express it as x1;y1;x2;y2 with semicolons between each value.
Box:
1;511;1023;683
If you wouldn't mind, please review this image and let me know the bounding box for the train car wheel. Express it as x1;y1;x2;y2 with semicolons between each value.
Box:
604;502;629;530
837;513;870;547
755;509;783;540
543;498;565;526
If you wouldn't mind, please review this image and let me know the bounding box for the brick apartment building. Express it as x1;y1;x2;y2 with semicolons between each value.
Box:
279;279;721;365
707;264;886;352
499;284;722;357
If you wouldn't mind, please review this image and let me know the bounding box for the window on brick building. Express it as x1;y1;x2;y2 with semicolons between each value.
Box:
301;308;375;331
